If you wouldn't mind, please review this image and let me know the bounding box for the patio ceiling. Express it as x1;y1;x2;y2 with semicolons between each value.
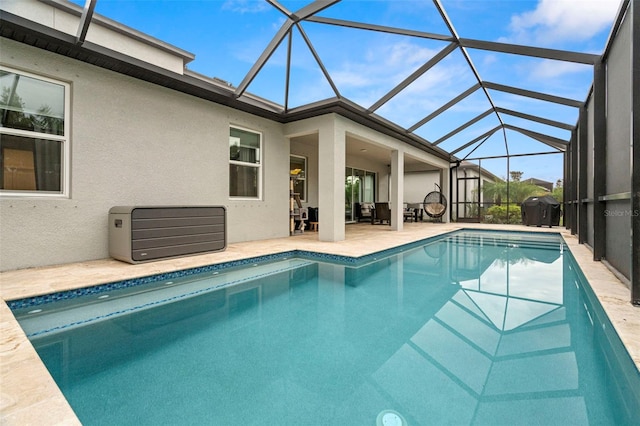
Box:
1;0;623;165
292;132;442;172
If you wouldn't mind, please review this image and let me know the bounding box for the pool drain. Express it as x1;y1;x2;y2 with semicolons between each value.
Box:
376;409;407;426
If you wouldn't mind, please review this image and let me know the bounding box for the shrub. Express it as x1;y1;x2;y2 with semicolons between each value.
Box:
485;204;521;224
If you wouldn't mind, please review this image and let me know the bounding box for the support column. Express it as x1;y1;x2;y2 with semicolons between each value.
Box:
564;152;569;229
440;166;450;223
318;117;345;242
578;107;588;243
449;164;456;222
390;149;404;231
593;60;607;261
631;0;639;305
571;128;578;235
566;138;573;231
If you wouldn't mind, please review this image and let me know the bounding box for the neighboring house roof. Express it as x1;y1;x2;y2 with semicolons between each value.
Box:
457;161;503;183
524;178;554;191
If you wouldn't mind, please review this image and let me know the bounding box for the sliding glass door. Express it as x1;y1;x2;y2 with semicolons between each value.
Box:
345;167;376;222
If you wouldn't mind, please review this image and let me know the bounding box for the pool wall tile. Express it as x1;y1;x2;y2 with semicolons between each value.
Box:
8;230;565;311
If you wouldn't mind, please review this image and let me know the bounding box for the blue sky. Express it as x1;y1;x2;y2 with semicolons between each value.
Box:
74;0;621;184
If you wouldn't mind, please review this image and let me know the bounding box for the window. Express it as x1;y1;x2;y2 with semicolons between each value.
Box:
1;67;69;196
290;155;306;202
229;126;261;198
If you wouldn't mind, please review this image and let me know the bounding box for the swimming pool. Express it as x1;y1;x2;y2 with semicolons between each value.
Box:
10;230;640;425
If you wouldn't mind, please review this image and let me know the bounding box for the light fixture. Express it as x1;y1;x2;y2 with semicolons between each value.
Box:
376;410;407;426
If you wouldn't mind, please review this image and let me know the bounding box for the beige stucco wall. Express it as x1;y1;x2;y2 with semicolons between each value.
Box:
290;137;319;208
404;171;441;204
1;25;451;269
0;38;289;271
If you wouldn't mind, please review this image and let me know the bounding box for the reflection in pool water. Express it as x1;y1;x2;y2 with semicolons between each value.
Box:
12;231;640;425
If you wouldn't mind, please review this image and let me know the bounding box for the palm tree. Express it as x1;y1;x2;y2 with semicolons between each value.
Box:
483;179;546;205
509;181;547;204
551;179;563;203
483;179;507;205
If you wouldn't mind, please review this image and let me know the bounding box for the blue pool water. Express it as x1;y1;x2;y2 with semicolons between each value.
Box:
12;230;640;425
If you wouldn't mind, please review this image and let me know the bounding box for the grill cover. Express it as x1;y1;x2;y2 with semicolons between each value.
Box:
521;195;561;227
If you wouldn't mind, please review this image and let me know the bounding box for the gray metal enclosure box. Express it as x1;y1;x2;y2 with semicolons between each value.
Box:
109;206;226;264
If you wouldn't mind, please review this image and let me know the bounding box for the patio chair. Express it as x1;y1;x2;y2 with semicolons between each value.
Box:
372;202;391;225
403;203;415;222
355;202;374;222
307;207;319;231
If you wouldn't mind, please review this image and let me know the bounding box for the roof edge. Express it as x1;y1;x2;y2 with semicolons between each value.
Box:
0;9;451;163
38;0;196;63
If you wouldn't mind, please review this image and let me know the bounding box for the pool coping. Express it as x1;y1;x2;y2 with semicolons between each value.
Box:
7;228;564;311
1;224;638;425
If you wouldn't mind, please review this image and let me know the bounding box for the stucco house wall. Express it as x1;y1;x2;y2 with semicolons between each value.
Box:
1;1;451;270
404;171;441;205
290;139;318;208
0;38;290;271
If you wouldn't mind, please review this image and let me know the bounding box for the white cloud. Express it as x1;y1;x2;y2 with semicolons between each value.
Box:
332;41;440;90
289;37;480;123
374;61;479;128
529;59;590;79
401;63;467;97
331;69;373;88
506;0;619;45
382;41;435;67
320;40;445;107
482;54;497;67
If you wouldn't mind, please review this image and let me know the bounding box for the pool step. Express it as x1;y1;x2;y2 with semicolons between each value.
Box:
447;232;563;251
